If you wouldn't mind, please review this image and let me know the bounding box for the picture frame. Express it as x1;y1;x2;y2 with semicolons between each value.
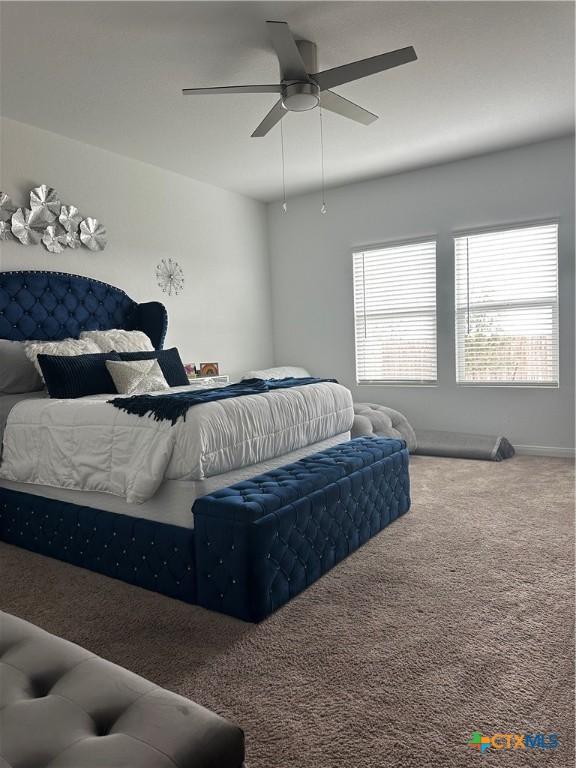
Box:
199;362;219;377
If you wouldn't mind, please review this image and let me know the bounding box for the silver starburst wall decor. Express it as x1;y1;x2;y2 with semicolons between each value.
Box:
0;186;107;253
156;258;184;296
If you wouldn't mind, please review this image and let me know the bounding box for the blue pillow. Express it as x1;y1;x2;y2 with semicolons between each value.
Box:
37;352;121;399
118;347;189;387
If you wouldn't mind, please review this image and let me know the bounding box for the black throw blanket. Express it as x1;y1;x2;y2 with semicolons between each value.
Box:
108;377;337;425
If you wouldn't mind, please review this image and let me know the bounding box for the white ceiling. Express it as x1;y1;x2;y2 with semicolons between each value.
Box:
1;1;574;202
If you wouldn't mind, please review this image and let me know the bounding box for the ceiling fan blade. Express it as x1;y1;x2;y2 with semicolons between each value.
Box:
182;84;282;96
321;90;378;125
251;99;287;137
266;21;309;81
313;46;417;91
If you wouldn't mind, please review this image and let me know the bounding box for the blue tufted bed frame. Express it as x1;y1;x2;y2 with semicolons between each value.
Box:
0;271;411;622
0;270;167;348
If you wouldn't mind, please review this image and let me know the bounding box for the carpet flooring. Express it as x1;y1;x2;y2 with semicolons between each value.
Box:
1;455;574;767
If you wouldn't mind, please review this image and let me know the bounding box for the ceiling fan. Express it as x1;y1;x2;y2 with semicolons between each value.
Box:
182;21;417;137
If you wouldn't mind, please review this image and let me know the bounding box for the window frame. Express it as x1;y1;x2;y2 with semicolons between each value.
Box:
453;219;560;389
352;236;439;387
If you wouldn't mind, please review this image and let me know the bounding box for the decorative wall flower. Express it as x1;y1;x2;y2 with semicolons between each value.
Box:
156;258;184;296
11;207;52;246
42;223;67;253
0;220;15;241
30;185;60;218
3;186;107;253
63;229;81;249
79;217;107;251
0;192;16;222
59;205;82;232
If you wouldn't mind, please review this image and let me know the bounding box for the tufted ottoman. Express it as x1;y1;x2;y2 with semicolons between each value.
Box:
352;403;417;451
194;437;410;622
0;611;245;768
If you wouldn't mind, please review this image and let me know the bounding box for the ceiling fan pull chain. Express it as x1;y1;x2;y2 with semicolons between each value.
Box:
280;119;288;214
319;105;327;215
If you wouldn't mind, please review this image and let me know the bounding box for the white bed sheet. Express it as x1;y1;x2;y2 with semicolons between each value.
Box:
0;432;350;529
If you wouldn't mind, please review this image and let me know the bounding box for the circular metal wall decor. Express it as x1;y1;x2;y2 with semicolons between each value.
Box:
0;192;16;222
0;220;15;241
63;229;81;249
11;207;52;246
156;258;184;296
59;205;82;232
79;217;107;251
30;185;60;218
42;223;67;254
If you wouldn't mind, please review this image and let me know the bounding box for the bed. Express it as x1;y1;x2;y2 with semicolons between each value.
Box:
0;270;410;621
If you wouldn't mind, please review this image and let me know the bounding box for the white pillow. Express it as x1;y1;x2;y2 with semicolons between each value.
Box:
242;365;311;381
106;359;169;395
80;329;154;354
24;337;101;379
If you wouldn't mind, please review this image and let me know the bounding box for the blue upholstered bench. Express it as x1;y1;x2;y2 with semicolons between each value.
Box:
193;437;410;622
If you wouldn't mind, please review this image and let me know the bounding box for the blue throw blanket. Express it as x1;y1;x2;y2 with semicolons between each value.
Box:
108;377;337;425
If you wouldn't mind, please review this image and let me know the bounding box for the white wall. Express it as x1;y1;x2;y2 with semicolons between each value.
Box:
268;137;575;454
0;118;274;380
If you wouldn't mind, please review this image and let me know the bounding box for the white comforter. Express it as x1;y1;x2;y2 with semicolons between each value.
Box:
0;382;353;503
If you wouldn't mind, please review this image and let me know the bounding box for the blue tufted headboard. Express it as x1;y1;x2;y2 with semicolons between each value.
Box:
0;271;167;349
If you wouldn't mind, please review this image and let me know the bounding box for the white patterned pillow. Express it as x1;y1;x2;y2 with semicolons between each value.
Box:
24;337;101;379
106;359;169;395
80;329;154;354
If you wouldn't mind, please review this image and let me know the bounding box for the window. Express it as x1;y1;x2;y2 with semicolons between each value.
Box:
455;222;559;386
353;240;437;384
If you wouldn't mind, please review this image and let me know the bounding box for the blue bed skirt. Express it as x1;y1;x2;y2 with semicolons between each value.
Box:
0;438;410;622
0;492;197;602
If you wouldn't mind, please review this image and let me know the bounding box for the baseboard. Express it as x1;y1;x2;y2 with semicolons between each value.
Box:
514;444;575;458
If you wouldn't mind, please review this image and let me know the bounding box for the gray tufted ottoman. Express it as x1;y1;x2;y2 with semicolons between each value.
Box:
352;403;417;451
0;611;245;768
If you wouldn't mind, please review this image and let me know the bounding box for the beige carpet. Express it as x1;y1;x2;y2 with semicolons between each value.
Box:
1;455;574;767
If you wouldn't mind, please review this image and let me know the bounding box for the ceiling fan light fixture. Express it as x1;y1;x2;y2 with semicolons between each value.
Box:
282;82;320;112
182;21;418;136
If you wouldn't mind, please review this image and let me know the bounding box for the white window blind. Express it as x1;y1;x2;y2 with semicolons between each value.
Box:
353;240;437;384
455;222;559;386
